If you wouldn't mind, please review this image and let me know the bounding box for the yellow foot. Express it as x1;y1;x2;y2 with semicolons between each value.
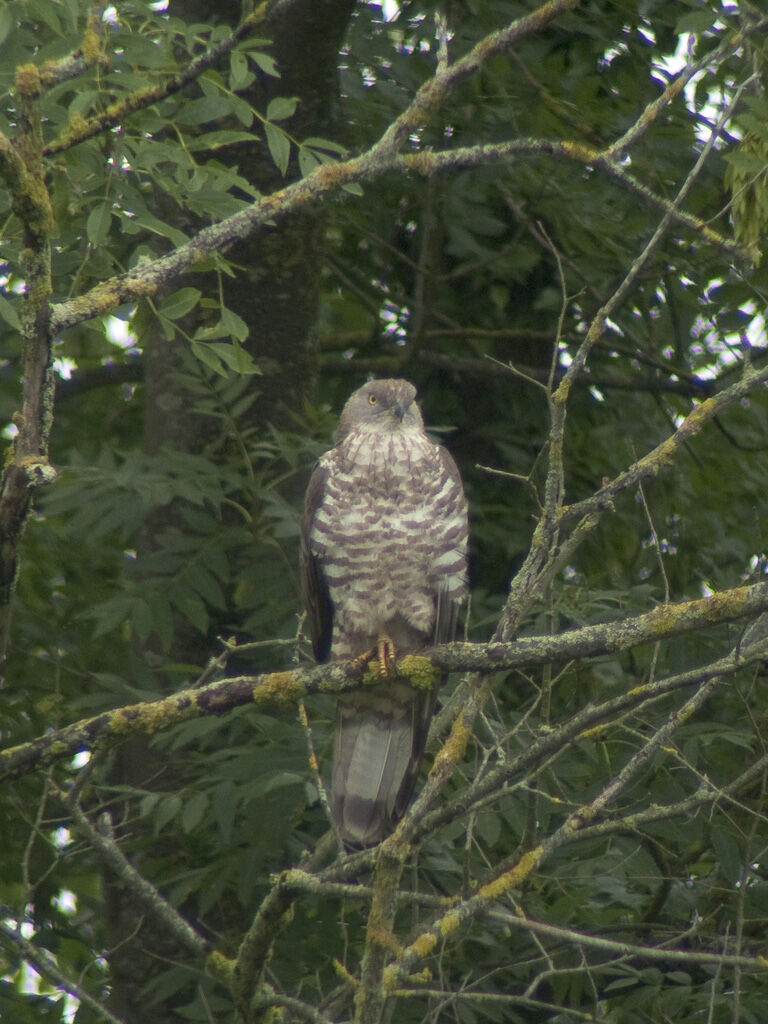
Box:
349;647;376;672
348;633;397;675
376;630;396;675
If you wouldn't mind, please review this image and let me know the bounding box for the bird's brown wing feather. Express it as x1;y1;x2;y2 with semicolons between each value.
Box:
433;445;468;645
300;461;333;663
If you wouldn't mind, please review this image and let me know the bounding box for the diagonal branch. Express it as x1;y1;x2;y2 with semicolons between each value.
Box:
357;0;580;168
0;916;126;1024
61;786;210;959
44;5;269;156
403;140;742;257
46;3;765;341
407;639;768;849
47;0;580;336
488;908;768;973
492;71;760;643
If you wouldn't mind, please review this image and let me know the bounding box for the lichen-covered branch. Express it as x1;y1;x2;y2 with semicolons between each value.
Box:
250;990;336;1024
0;660;356;782
352;673;487;1024
44;5;269;157
233;835;336;1023
35;7;109;89
3;580;768;783
563;746;768;849
0;60;56;645
492;64;756;643
233;884;297;1022
357;0;580;169
403;139;741;256
603;10;768;160
563;363;768;526
439;580;768;671
48;0;764;344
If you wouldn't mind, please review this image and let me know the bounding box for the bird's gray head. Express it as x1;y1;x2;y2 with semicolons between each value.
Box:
336;379;424;442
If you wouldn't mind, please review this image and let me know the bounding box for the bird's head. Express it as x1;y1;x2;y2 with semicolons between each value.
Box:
336;379;424;441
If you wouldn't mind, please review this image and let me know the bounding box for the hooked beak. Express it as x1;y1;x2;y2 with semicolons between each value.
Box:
392;400;408;422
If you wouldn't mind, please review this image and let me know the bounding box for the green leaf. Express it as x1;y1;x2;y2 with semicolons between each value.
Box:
675;10;716;34
302;136;348;155
181;792;208;833
0;6;13;47
86;203;112;245
140;793;160;818
229;49;252;90
190;341;227;376
298;146;321;178
266;96;299;122
211;781;237;843
711;827;742;885
231;95;254;128
187;129;259;152
206;342;261;375
185;565;226;609
146;593;175;653
175;95;234;126
251;50;279;77
220;307;249;342
124;209;190;246
265;122;291;175
154;795;182;834
0;295;21;331
131;598;155;640
192;319;230;342
159;288;202;320
90;596;135;639
171;588;209;633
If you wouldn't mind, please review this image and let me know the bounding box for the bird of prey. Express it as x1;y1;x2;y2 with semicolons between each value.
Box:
301;379;468;847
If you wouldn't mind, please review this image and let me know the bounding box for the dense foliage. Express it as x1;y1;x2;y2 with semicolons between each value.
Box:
2;1;768;1022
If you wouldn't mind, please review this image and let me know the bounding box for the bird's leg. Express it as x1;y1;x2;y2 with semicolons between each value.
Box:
349;647;376;671
377;630;396;674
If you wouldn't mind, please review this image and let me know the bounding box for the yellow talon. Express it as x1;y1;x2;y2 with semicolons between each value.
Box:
377;630;396;674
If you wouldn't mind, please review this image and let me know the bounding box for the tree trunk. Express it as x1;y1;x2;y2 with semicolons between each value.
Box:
104;4;355;1019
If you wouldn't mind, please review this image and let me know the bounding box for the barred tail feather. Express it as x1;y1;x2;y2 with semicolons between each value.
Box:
332;683;435;848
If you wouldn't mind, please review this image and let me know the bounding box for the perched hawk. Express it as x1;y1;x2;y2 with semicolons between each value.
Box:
301;379;468;847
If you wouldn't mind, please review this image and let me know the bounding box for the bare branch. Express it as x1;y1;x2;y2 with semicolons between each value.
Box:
61;789;210;959
488;908;768;973
383;669;743;985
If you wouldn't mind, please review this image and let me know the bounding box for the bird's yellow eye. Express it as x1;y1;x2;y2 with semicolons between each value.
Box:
368;394;377;405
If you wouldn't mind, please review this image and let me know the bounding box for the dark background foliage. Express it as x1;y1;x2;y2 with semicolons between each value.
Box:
2;1;768;1022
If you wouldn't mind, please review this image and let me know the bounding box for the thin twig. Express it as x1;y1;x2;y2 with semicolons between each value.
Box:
60;787;209;958
0;917;126;1024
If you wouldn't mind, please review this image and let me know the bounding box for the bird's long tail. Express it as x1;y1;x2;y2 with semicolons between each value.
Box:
331;681;435;848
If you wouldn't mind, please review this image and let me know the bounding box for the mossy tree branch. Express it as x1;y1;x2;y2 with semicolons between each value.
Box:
3;579;768;782
0;59;56;644
43;4;269;158
44;2;767;342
